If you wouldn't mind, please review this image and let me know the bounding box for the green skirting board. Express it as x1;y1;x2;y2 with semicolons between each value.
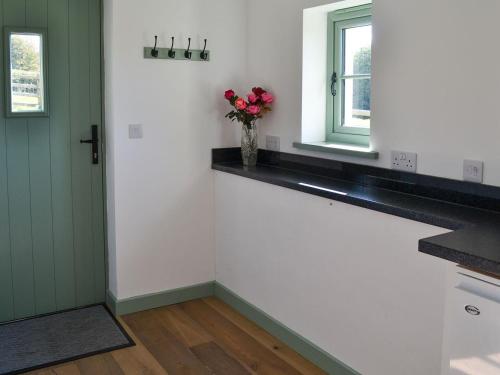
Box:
106;282;215;316
107;282;359;375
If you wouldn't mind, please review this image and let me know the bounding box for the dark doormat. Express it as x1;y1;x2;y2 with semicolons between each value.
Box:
0;304;134;375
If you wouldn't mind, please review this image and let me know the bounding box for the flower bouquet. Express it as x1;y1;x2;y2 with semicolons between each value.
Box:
224;87;274;166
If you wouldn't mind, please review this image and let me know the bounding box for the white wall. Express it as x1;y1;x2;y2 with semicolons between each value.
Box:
103;0;246;299
215;172;450;375
103;0;500;299
213;2;500;373
101;1;499;373
246;0;500;186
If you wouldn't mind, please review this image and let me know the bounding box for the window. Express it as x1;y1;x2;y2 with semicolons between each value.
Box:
4;27;49;117
327;5;372;147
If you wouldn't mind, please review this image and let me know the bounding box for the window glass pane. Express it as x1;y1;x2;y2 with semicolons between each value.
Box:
9;33;45;113
342;78;371;128
343;25;372;75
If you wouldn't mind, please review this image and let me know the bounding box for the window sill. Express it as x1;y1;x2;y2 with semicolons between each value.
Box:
293;141;379;160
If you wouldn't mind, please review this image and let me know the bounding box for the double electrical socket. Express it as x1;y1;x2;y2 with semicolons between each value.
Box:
391;151;417;173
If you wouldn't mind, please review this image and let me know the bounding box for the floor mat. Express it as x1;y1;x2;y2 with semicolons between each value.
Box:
0;304;134;375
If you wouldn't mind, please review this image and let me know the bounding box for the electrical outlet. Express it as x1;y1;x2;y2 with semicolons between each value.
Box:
463;160;483;183
391;151;417;173
129;124;143;139
266;135;280;151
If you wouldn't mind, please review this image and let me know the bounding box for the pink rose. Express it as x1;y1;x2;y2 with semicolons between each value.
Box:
248;94;258;104
235;98;247;110
246;105;261;115
225;90;235;100
261;92;274;104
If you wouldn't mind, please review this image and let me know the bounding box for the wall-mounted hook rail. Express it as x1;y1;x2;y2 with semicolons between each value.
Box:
151;35;159;57
144;36;210;62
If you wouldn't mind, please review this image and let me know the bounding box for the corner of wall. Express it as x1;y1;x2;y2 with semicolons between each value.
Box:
102;0;118;298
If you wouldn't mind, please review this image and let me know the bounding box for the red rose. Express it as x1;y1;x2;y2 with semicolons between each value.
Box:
224;90;235;100
252;87;266;97
235;98;247;110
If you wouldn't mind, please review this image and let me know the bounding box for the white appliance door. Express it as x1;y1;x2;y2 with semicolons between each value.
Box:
447;274;500;375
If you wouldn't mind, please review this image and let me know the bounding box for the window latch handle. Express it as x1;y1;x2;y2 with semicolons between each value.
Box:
331;72;337;97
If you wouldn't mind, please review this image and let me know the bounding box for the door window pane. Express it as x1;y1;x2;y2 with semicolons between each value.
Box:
9;32;45;114
343;25;372;75
343;78;371;128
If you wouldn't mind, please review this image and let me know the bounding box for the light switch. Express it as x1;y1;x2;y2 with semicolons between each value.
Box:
463;160;483;183
266;135;280;151
129;124;143;139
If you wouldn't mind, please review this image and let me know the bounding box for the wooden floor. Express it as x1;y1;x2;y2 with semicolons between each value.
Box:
24;297;326;375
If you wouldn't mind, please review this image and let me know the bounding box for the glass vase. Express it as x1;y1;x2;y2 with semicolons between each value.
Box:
241;122;258;166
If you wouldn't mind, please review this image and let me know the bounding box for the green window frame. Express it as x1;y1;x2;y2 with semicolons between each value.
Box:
326;5;372;147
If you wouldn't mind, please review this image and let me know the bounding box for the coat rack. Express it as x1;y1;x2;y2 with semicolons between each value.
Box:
144;36;210;61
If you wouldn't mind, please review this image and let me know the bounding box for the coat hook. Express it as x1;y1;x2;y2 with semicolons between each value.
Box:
184;37;192;59
168;37;176;58
151;35;159;58
200;39;208;60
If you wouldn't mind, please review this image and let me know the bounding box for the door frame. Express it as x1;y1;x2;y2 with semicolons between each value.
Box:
98;0;110;302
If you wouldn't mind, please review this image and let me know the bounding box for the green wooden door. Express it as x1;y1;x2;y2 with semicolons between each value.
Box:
0;0;105;322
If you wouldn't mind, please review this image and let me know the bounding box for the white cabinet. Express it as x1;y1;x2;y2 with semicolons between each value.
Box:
443;268;500;375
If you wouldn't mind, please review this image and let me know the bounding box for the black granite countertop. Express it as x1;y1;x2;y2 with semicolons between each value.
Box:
212;148;500;275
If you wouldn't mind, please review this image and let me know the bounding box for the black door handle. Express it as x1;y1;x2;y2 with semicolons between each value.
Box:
80;125;99;164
